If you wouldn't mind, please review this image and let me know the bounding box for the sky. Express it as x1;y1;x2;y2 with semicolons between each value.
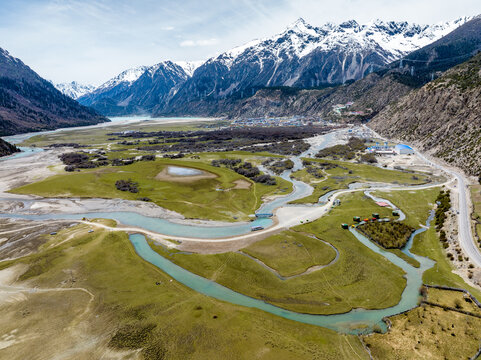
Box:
1;0;480;86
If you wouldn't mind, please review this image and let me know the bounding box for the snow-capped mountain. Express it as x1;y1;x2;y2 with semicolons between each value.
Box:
55;81;96;99
175;61;204;77
78;61;194;115
163;17;469;114
95;65;149;92
78;16;470;116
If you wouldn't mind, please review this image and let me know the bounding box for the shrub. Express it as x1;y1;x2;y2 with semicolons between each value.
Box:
115;179;139;193
140;154;156;161
59;152;88;165
360;153;377;164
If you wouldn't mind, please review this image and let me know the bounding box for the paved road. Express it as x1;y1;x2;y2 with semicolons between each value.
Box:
416;151;481;268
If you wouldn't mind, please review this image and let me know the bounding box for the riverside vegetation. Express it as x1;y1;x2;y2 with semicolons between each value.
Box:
358;221;414;249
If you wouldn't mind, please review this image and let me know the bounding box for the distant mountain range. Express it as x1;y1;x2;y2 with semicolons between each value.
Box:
55;81;95;100
225;16;481;121
77;17;469;116
78;61;202;116
0;48;107;136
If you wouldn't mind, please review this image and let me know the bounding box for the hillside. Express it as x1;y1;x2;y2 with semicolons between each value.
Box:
369;52;481;176
0;48;108;136
389;16;481;82
78;61;199;116
0;138;19;157
223;71;417;120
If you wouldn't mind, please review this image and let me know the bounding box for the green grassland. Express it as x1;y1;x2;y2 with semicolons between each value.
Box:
0;226;370;360
242;230;337;277
374;188;481;300
152;192;406;315
290;158;432;204
10;158;292;222
427;288;481;315
364;299;481;360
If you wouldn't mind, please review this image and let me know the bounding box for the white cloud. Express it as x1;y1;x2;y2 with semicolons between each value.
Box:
180;38;219;47
162;26;175;31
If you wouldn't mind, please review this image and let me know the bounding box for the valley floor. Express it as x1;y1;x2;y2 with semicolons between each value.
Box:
0;118;480;359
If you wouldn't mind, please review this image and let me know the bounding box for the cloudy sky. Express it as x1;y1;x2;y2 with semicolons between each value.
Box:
1;0;480;85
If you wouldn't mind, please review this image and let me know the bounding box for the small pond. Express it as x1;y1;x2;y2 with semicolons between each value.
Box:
167;166;203;176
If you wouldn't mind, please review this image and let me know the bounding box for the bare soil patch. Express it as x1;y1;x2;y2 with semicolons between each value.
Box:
233;179;251;190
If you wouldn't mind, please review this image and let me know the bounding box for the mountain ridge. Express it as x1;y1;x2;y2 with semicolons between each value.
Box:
0;47;108;136
55;81;95;100
78;17;468;116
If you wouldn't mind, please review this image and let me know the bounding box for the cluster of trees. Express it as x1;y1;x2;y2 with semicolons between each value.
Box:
358;221;414;249
112;158;135;166
162;153;184;159
118;140;140;146
316;137;367;160
124;126;329;156
115;179;139;193
212;159;276;185
263;159;294;175
360;153;378;164
435;190;451;231
305;166;324;179
211;159;242;168
114;126;328;142
48;143;81;148
60;151;156;172
439;230;449;249
60;152;99;171
301;159;348;178
242;139;310;156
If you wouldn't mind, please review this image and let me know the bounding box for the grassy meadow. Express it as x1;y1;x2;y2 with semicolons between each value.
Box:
152;192;406;315
290;158;433;204
0;225;370;360
242;230;337;277
10;157;292;222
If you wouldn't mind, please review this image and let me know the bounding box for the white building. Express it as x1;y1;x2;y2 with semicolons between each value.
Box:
395;144;414;155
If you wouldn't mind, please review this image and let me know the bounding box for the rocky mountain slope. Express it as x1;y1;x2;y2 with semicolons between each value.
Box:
55;81;95;99
78;61;201;116
0;48;107;136
369;52;481;176
0;138;19;157
388;16;481;82
224;71;416;120
80;17;466;117
184;16;481;121
159;17;467;115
